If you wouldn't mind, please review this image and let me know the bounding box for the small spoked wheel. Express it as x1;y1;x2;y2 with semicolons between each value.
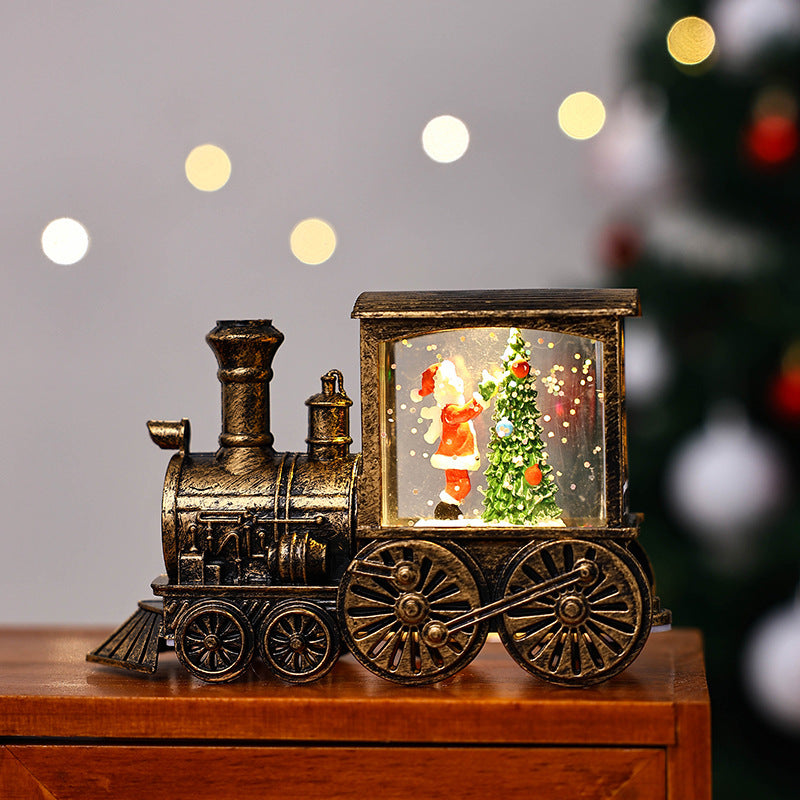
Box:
175;600;254;683
259;601;340;683
496;539;651;686
339;539;488;685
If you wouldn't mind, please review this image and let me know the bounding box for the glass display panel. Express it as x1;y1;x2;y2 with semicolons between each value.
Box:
380;327;605;527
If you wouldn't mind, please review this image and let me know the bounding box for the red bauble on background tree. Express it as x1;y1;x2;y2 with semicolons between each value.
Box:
598;221;643;271
770;366;800;423
745;115;799;167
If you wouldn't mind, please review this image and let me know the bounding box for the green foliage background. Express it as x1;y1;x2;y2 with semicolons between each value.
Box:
612;2;800;795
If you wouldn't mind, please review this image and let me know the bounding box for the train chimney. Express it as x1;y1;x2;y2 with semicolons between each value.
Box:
206;320;284;471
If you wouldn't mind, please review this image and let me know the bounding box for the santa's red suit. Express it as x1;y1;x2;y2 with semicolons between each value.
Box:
432;398;482;502
411;361;484;506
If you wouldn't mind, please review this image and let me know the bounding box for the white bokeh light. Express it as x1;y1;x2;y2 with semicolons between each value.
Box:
290;218;337;265
185;144;232;192
709;0;800;68
558;92;607;140
422;115;470;163
41;218;90;265
665;407;786;554
624;319;673;404
744;599;800;732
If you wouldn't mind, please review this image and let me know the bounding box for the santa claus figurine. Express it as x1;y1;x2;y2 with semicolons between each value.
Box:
411;360;488;520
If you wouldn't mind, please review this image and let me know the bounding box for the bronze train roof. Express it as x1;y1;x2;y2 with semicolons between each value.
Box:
352;288;641;319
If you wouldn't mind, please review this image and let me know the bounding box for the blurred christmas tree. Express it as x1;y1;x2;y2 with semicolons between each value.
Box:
479;329;561;525
596;1;800;796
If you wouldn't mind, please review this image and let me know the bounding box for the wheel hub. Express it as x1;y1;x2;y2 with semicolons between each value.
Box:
393;561;420;590
203;634;220;651
556;594;589;626
575;558;599;585
422;620;449;648
289;635;305;652
395;592;429;625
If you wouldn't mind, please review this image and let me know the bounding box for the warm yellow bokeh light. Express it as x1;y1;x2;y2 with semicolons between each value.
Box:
185;144;232;191
290;218;337;265
41;217;90;265
558;92;607;140
667;17;715;66
422;115;470;163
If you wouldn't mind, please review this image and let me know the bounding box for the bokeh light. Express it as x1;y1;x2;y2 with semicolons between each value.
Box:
41;218;90;265
754;86;798;121
290;218;337;265
558;92;607;140
422;115;470;163
185;144;232;191
667;17;716;66
747;115;798;166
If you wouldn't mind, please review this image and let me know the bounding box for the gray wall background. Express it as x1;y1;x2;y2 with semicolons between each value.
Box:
1;2;634;624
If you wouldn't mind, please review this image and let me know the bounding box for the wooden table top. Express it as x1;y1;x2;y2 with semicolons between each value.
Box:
0;627;708;745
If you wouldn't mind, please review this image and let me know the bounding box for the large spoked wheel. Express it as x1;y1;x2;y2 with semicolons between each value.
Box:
258;600;340;683
338;539;489;685
175;600;254;683
496;539;651;686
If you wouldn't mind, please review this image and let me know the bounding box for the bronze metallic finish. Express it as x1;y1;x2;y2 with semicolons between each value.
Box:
267;529;327;584
306;370;353;461
166;451;356;587
90;288;668;688
174;599;255;683
495;539;652;686
206;320;284;469
338;539;489;685
86;599;165;673
160;453;183;583
258;600;341;683
147;419;191;454
351;289;641;318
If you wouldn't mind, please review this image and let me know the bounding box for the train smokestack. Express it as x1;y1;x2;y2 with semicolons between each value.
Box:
206;320;284;471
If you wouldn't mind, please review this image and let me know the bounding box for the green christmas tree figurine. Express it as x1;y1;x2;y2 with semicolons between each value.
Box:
480;329;562;525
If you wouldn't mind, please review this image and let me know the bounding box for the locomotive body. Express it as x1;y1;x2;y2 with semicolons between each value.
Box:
89;290;669;687
158;449;358;588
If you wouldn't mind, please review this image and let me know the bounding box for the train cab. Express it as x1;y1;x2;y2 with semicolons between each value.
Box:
341;289;667;684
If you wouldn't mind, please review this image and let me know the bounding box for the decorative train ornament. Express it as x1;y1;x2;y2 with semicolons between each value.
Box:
88;289;670;686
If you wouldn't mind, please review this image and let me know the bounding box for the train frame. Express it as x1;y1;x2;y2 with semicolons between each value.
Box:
88;288;669;687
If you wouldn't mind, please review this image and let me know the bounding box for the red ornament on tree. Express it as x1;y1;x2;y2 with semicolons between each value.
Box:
524;463;543;486
598;221;642;271
510;359;530;379
770;366;800;423
745;115;799;168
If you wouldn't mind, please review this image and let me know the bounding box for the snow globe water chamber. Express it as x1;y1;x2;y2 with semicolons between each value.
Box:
346;288;669;685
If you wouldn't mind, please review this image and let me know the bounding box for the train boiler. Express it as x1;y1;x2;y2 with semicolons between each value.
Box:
89;289;670;687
